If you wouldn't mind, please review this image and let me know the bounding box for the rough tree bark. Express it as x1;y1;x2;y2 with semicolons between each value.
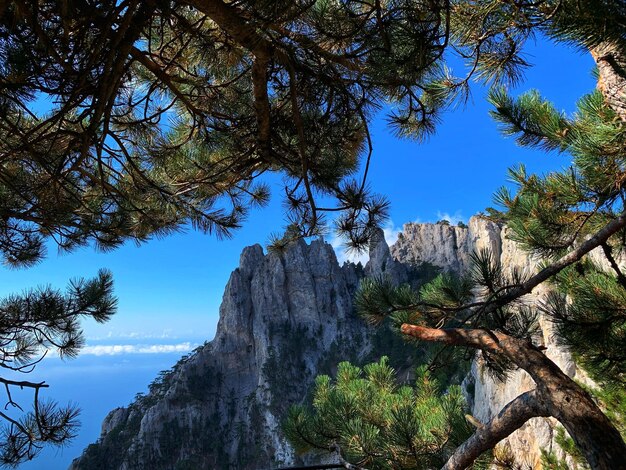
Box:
399;212;626;468
401;325;626;470
591;41;626;122
442;390;548;470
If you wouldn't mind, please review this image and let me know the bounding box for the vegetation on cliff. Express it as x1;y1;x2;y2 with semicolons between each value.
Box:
289;1;626;467
285;358;484;469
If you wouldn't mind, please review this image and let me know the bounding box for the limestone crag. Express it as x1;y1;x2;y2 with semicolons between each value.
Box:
71;216;584;469
71;238;393;469
403;218;585;468
395;218;584;468
390;217;503;273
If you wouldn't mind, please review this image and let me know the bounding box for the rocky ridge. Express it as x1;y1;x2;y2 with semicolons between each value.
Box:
71;216;585;469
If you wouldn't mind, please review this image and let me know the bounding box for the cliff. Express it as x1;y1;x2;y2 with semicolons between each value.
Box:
70;235;425;469
70;216;585;469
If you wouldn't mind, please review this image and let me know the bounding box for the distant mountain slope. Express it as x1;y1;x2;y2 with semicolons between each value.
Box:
70;217;587;469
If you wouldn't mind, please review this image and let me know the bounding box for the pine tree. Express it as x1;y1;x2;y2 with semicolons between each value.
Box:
0;0;462;249
290;1;626;469
352;3;626;469
284;358;486;469
0;1;450;464
2;0;626;467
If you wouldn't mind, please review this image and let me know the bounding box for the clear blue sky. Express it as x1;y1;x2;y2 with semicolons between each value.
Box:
0;36;596;468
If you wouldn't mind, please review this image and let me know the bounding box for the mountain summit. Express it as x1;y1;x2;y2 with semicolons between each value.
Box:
71;217;586;469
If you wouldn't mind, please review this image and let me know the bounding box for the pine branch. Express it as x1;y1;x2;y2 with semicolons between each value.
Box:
399;324;626;468
600;242;626;290
480;210;626;313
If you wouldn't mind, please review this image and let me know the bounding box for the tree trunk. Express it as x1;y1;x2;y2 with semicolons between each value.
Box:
400;325;626;469
442;390;548;470
591;42;626;122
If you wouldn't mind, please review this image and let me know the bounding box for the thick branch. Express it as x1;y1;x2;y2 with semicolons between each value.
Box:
401;325;626;469
400;325;501;351
183;0;271;59
442;390;548;470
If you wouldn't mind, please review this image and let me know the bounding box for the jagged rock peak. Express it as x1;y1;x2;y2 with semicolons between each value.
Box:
71;215;581;470
70;236;371;470
238;243;265;273
365;227;408;285
390;215;503;273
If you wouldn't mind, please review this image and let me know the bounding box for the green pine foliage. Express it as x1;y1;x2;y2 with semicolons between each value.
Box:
542;262;626;384
540;352;626;470
0;0;458;253
593;383;626;438
284;357;485;469
0;270;116;465
488;86;624;256
544;1;626;52
486;82;626;387
1;0;626;467
355;249;539;381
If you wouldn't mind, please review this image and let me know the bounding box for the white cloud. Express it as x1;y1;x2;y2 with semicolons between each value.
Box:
329;219;410;265
80;342;196;356
435;210;466;226
382;220;404;247
330;234;370;266
86;330;171;341
86;327;214;342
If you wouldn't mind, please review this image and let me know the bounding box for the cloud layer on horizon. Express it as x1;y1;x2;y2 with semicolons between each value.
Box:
80;342;197;356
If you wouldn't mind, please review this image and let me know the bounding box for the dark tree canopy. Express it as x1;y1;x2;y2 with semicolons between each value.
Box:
0;0;453;464
3;0;623;262
0;0;458;262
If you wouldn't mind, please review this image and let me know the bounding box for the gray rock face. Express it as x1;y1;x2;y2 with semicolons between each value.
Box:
391;221;471;272
71;216;580;469
393;217;584;468
365;227;409;284
71;238;375;470
390;217;502;274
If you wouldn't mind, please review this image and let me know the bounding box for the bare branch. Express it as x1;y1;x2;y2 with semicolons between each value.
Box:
479;210;626;313
442;390;548;470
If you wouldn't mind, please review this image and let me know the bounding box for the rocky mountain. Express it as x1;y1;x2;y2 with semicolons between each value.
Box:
70;216;588;469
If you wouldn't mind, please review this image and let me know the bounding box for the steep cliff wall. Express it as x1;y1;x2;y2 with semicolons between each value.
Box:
394;218;590;468
71;217;582;469
70;236;428;470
